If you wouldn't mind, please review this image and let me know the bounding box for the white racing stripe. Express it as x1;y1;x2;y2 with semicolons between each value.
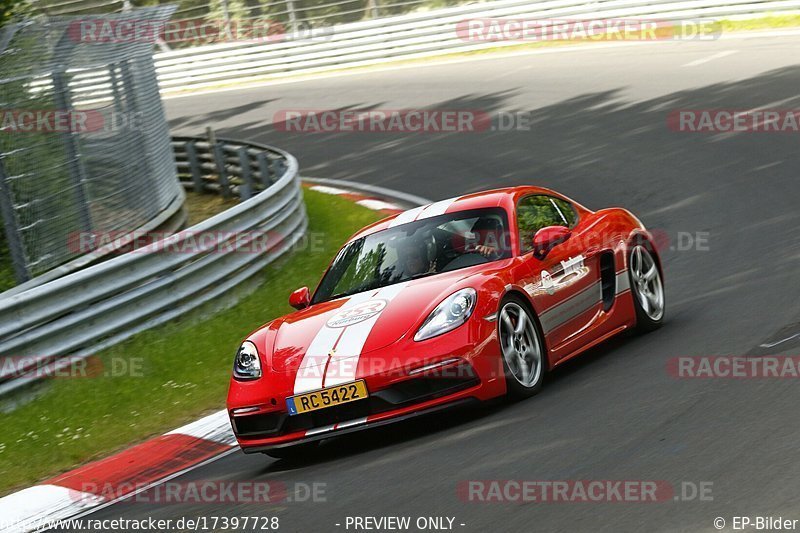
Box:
294;198;458;395
539;270;631;334
293;283;408;394
324;282;408;387
293;326;345;394
386;196;459;228
539;282;602;334
293;291;375;394
616;269;630;294
416;197;458;220
387;206;426;227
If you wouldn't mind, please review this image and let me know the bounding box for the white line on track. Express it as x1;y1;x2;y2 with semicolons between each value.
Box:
682;50;738;67
760;333;800;349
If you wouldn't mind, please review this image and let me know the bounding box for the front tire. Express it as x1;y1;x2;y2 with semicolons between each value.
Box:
628;244;665;332
498;296;545;399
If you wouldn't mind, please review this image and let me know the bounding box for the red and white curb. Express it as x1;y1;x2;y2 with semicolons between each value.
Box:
0;180;427;533
303;183;405;214
0;410;234;532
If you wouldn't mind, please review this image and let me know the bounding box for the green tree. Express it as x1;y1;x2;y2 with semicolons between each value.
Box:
1;0;30;26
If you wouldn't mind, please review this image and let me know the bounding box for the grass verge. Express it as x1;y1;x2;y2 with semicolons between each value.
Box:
721;14;800;32
182;190;241;226
0;189;382;496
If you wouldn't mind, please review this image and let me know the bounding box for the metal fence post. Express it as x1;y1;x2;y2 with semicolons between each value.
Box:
185;141;204;192
51;69;93;233
237;146;253;200
367;0;380;19
257;152;271;187
0;158;30;283
220;0;233;39
207;127;231;199
213;143;231;198
285;0;299;31
272;157;287;179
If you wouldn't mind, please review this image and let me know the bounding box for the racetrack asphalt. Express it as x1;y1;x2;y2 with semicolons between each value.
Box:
81;33;800;532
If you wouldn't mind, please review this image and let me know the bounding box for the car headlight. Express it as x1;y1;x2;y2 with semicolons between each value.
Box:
233;341;262;380
414;288;477;342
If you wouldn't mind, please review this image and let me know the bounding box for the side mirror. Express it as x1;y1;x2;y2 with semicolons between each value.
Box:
532;226;571;259
289;287;311;310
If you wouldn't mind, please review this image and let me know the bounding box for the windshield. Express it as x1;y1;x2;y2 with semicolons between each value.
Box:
312;208;511;304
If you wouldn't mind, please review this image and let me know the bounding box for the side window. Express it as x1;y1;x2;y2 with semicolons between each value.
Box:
517;195;578;253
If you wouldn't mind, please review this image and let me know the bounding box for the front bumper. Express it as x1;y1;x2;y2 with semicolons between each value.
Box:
228;313;506;451
240;397;480;453
230;359;489;451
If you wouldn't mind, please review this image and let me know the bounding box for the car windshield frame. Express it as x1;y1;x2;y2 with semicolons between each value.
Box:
311;207;512;304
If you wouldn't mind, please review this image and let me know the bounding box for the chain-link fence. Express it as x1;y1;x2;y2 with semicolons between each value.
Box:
0;6;184;283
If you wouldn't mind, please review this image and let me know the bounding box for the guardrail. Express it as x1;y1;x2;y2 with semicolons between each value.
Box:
27;0;800;99
154;0;799;92
172;133;289;199
0;138;306;397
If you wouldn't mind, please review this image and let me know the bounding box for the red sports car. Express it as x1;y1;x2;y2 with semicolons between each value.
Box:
227;186;665;458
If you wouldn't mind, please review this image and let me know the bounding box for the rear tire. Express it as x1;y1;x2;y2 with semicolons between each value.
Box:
628;243;665;333
498;296;546;399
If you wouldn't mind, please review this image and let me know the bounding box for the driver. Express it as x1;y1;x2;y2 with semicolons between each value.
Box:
398;237;435;277
467;217;503;258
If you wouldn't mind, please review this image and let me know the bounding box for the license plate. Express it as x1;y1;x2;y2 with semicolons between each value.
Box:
286;380;368;416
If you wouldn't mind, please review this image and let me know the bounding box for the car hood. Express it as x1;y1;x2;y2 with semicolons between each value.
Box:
268;269;483;373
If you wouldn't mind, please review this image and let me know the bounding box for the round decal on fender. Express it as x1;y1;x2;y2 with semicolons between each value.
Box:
327;299;388;328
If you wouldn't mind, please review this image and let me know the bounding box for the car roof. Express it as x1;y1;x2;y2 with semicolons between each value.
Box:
349;185;562;241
